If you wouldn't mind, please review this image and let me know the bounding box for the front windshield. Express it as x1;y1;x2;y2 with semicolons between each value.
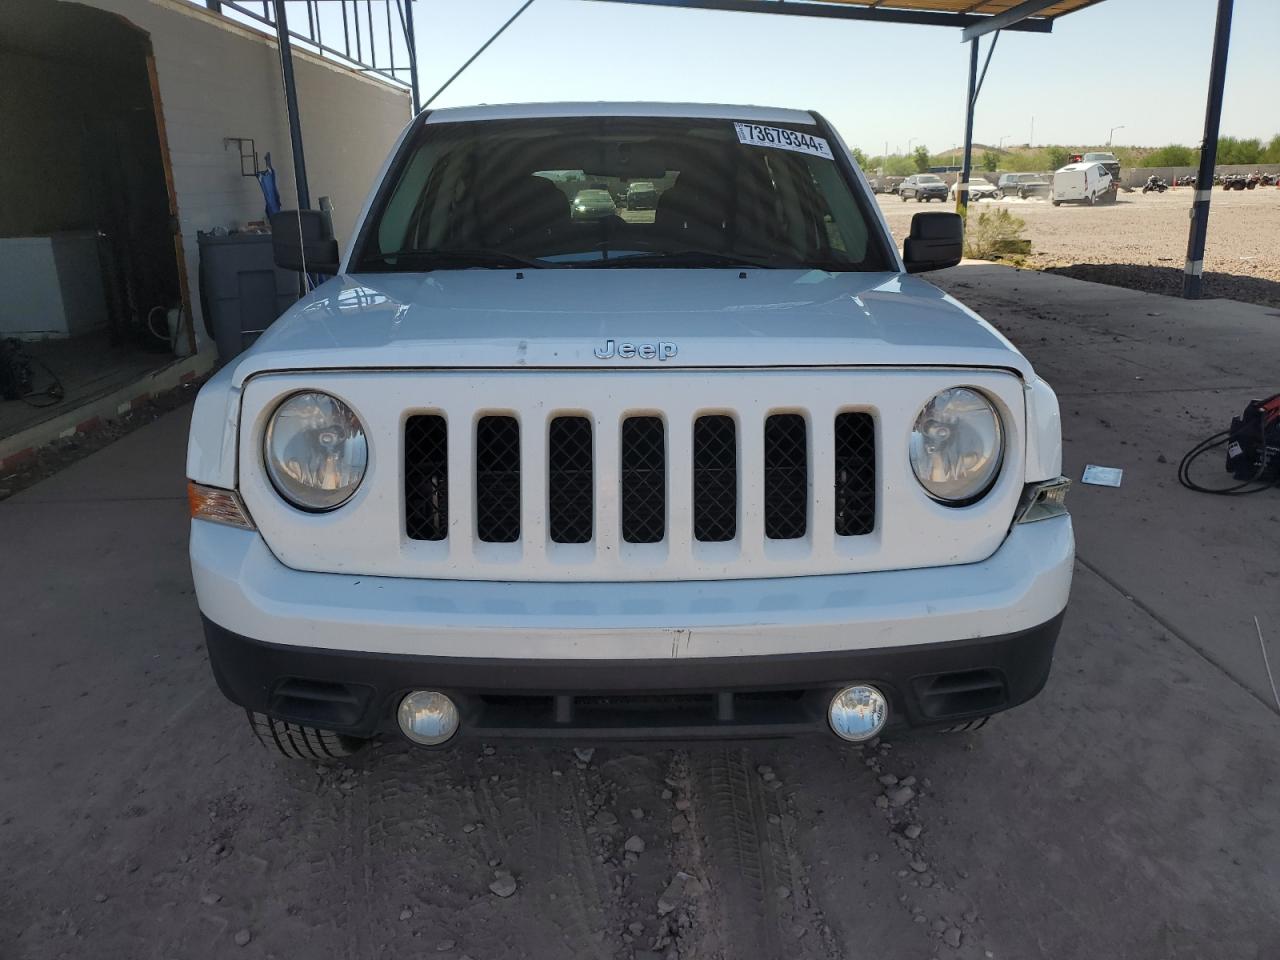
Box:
354;116;890;271
917;175;943;184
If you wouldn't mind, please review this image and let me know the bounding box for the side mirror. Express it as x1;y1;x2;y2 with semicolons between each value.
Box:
902;211;963;274
270;210;340;274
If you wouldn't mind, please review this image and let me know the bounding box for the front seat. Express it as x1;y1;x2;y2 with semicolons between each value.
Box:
485;176;570;252
654;173;730;252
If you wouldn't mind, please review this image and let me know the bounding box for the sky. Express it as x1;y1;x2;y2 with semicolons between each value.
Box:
389;0;1278;153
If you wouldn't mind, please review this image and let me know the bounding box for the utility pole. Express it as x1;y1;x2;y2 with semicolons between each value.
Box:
1107;124;1125;147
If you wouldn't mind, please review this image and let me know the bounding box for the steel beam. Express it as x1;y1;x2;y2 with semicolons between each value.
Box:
956;37;979;221
960;0;1059;40
402;0;421;114
1183;0;1233;299
272;0;311;210
587;0;1053;33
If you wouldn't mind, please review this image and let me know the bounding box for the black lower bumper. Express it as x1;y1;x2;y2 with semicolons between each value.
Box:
203;614;1062;743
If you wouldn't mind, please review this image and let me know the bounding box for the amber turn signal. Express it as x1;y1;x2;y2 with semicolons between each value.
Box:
188;481;255;530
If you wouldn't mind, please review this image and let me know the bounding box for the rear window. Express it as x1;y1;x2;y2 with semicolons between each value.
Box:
355;115;890;272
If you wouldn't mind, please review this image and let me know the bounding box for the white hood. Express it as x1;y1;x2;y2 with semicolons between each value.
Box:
225;269;1030;384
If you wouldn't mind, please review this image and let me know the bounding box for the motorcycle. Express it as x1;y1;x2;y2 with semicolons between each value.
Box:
1142;175;1169;194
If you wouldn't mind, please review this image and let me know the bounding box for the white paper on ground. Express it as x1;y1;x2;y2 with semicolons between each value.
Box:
1081;465;1123;487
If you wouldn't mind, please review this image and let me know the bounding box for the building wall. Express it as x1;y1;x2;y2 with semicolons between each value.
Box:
69;0;411;342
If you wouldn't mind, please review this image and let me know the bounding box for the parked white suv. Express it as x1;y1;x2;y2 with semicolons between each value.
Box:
187;103;1072;758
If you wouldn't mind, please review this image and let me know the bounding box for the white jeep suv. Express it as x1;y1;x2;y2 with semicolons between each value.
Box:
187;103;1072;758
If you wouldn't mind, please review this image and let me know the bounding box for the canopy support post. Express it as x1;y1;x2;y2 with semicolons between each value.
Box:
957;37;979;222
1183;0;1234;299
272;0;310;211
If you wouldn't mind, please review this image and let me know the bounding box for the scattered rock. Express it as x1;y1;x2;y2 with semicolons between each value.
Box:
660;789;673;800
489;873;518;898
399;908;414;921
628;921;645;936
437;939;456;951
670;814;688;834
199;892;222;906
909;859;928;874
625;835;646;854
674;798;691;811
462;823;477;834
887;786;916;807
877;773;899;786
595;810;619;827
631;808;646;821
775;885;791;900
657;872;694;915
944;927;963;948
900;775;917;788
874;796;890;810
482;745;495;756
932;919;948;933
92;893;108;903
573;747;595;764
903;823;923;840
233;929;252;947
964;910;979;923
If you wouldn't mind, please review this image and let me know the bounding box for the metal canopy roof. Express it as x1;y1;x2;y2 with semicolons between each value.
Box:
588;0;1105;36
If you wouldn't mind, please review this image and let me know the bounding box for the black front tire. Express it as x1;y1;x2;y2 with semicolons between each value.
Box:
249;711;369;760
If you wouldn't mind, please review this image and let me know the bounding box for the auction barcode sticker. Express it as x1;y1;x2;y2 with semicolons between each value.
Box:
734;122;834;160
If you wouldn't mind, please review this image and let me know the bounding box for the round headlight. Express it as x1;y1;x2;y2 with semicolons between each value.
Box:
909;387;1004;504
264;391;368;511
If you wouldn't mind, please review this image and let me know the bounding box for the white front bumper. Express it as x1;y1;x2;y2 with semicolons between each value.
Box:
191;516;1073;660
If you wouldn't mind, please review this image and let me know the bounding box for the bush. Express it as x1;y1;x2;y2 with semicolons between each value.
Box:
1144;144;1197;167
913;145;932;172
964;209;1031;261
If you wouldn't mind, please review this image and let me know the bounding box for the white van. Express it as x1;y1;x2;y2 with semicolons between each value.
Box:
1052;162;1114;206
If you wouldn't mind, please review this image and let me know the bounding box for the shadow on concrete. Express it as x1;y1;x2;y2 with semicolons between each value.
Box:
1042;262;1280;310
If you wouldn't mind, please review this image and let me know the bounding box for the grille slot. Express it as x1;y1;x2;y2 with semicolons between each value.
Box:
621;416;666;544
693;415;737;542
834;412;876;536
548;416;593;544
476;416;521;543
764;413;808;539
404;415;448;541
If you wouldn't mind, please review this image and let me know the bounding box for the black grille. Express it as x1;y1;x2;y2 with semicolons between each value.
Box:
693;415;736;542
764;414;807;540
621;416;665;543
834;412;876;536
476;416;520;543
404;415;448;541
548;416;593;544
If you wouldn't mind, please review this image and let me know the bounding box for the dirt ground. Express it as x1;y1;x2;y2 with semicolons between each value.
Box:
877;185;1280;307
3;267;1280;960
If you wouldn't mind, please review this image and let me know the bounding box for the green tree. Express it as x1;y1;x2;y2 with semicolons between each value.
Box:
1263;134;1280;164
1045;146;1072;170
884;154;915;176
981;150;999;172
848;146;869;168
1217;136;1263;164
912;144;931;173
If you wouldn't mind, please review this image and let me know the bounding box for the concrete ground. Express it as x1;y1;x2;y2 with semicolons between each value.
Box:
2;264;1278;960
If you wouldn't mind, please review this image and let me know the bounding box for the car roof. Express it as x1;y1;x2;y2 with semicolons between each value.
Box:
425;102;817;125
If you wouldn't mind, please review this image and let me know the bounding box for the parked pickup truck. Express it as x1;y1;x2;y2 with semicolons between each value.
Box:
187;103;1072;758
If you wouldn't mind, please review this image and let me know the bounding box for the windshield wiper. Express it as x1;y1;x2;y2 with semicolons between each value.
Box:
574;250;781;269
359;249;553;271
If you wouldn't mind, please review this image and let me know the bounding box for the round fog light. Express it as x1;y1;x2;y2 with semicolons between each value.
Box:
397;691;460;745
828;685;888;742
